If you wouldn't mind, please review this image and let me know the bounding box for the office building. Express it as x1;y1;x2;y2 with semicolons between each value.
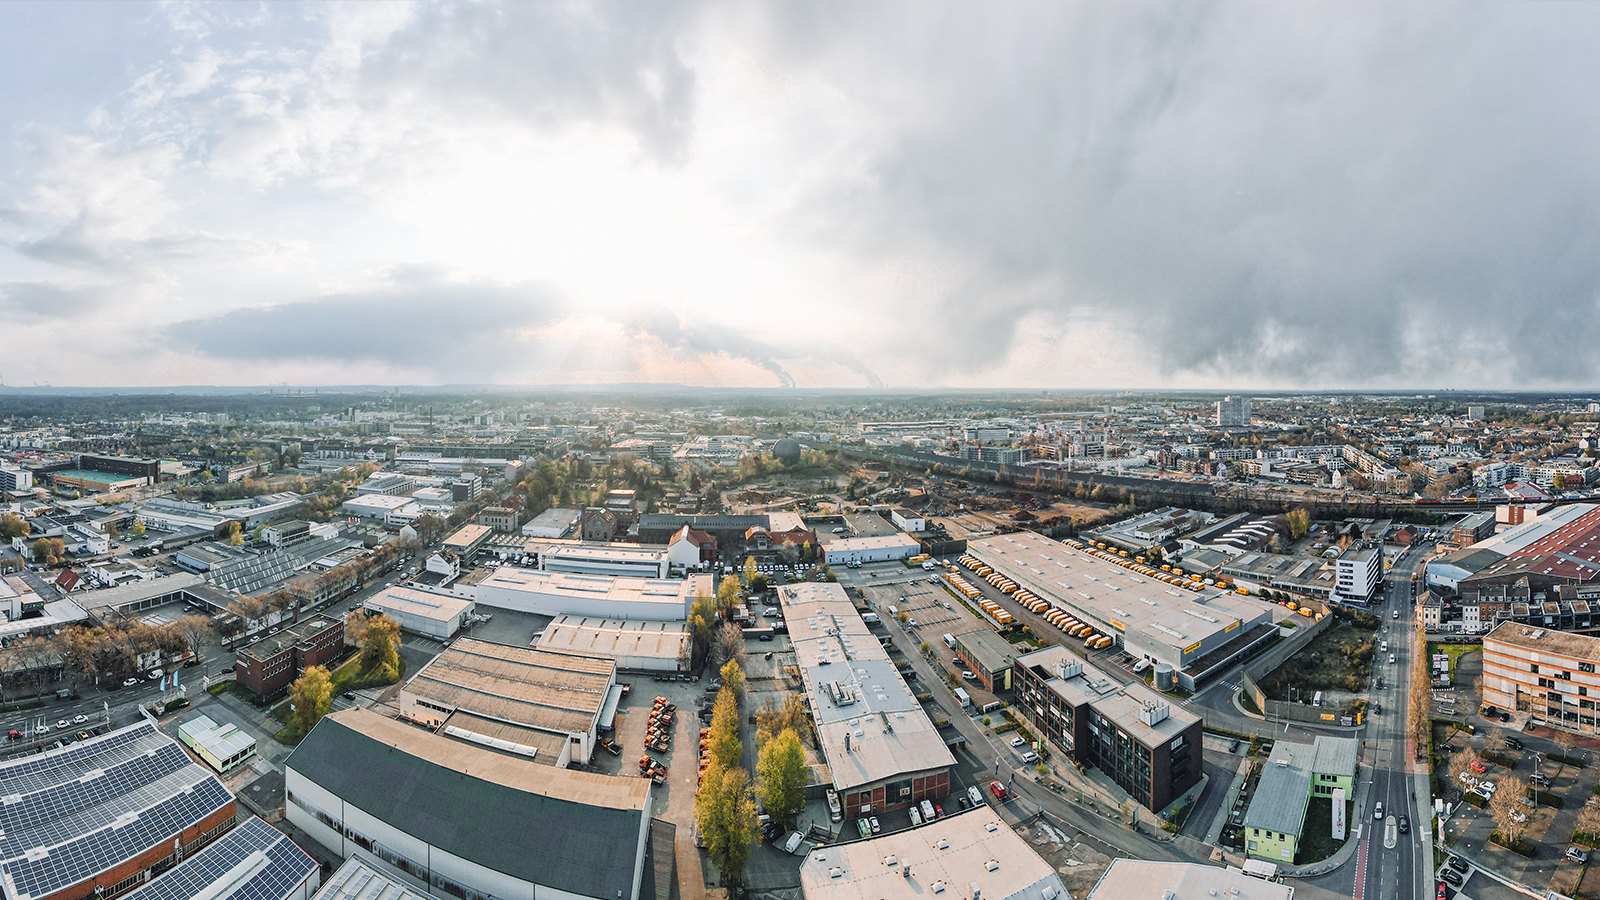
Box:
783;582;956;815
441;523;492;561
0;466;32;493
798;809;1067;900
530;539;671;578
285;709;659;900
1011;645;1202;814
522;507;582;539
1333;543;1383;605
1241;736;1358;863
0;722;237;900
952;629;1016;691
1450;512;1497;547
450;474;482;502
177;714;259;774
1483;622;1600;734
234;616;346;699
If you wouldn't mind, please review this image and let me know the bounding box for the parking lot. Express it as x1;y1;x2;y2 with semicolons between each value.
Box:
1438;706;1600;896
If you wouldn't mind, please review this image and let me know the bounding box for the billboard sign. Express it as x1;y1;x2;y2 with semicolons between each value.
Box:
1332;787;1346;840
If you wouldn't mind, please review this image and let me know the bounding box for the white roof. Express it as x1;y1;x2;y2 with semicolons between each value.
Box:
828;534;922;552
369;586;474;622
799;810;1065;900
1087;859;1293;900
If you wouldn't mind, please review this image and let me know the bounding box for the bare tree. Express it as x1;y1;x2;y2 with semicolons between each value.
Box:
711;621;746;671
1488;779;1527;843
176;615;214;666
1576;799;1600;844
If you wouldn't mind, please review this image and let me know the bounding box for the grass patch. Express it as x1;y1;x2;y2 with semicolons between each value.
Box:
1296;796;1350;864
206;680;259;703
1489;832;1536;856
1259;619;1376;696
1427;643;1480;679
328;650;406;694
1575;830;1600;849
1239;691;1262;715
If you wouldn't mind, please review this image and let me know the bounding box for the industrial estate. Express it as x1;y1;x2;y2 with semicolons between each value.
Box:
1;388;1599;900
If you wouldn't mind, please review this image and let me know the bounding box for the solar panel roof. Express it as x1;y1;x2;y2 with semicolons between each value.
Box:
119;817;317;900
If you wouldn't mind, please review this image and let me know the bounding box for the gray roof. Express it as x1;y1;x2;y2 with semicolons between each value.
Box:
286;713;646;900
1311;735;1358;779
313;857;433;900
1243;743;1312;836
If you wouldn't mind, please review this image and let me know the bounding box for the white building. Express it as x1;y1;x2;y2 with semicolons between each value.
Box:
472;566;711;620
531;539;670;578
0;466;32;493
341;494;419;521
522;507;582;539
1216;396;1252;427
1333;543;1384;605
1086;860;1292;900
365;586;475;640
889;508;927;533
798;808;1066;900
822;533;922;566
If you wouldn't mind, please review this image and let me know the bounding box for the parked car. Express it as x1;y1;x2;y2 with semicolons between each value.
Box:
1569;846;1591;863
121;677;139;687
856;818;871;838
990;780;1008;800
961;671;977;681
1532;773;1551;786
967;785;984;807
1470;761;1487;773
758;633;774;642
1440;867;1464;887
1504;737;1524;750
1010;736;1026;747
1448;855;1470;872
869;816;880;834
1020;751;1039;764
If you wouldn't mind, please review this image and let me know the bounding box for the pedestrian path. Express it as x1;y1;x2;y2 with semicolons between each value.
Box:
1204;755;1251;846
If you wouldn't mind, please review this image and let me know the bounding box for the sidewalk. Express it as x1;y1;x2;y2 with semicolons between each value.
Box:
1204;754;1251;846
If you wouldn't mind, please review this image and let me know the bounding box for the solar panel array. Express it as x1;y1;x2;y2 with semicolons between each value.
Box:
0;722;236;900
119;817;317;900
0;742;191;834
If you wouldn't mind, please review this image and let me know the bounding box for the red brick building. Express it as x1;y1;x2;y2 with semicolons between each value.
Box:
0;722;238;900
234;615;346;698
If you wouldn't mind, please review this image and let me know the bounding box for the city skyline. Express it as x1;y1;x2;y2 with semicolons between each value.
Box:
2;2;1597;390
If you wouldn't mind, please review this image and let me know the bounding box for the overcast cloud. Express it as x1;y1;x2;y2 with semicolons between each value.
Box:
0;1;1596;389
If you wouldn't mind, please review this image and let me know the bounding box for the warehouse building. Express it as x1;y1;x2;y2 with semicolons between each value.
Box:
783;582;956;815
121;816;320;900
1011;645;1203;814
472;566;710;621
285;709;659;900
234;616;346;699
177;714;259;774
340;493;419;521
0;722;238;900
400;638;618;766
522;507;582;539
364;586;475;640
798;808;1067;900
442;524;493;562
969;532;1278;688
538;615;691;673
952;629;1017;692
822;533;923;566
528;539;670;578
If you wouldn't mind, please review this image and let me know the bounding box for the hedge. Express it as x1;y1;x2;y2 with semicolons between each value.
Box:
1549;753;1587;768
1462;793;1486;808
1489;832;1536;857
1527;788;1562;808
1478;750;1518;768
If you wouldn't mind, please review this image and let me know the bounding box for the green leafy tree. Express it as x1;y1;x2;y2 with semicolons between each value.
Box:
1287;508;1312;539
720;659;746;707
130;519;146;538
352;614;402;681
0;514;28;541
695;765;760;887
708;688;743;772
716;575;742;618
288;665;332;737
756;728;808;828
228;521;244;547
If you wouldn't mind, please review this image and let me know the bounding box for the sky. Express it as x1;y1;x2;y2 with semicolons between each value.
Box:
0;2;1597;392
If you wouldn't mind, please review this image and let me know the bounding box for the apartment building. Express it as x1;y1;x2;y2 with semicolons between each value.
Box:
1483;621;1600;733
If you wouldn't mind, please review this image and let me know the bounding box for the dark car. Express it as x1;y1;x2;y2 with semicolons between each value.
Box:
1439;742;1458;753
1483;705;1500;718
1399;815;1409;834
1449;855;1470;872
758;633;774;642
1440;868;1464;887
1504;737;1524;750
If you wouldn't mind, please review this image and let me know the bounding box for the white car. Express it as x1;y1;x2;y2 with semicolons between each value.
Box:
72;715;87;725
56;720;68;729
122;678;139;688
1010;736;1026;747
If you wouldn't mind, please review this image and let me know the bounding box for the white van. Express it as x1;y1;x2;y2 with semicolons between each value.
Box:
1312;691;1323;707
1132;659;1152;675
943;633;958;649
921;799;936;821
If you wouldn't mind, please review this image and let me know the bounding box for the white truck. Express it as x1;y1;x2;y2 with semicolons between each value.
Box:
943;633;957;649
954;687;972;708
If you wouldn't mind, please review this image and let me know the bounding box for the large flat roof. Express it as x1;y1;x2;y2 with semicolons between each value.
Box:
1086;860;1293;900
476;566;708;610
970;532;1272;656
314;857;433;900
798;809;1065;900
827;534;922;553
0;722;235;900
1486;620;1600;661
542;615;690;663
370;585;475;622
780;582;954;793
287;710;648;900
405;638;615;735
529;539;669;561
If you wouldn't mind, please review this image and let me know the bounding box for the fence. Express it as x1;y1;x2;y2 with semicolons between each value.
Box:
1238;609;1354;725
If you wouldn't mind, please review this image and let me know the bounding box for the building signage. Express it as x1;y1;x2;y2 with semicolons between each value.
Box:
1225;619;1240;633
1185;641;1203;655
1332;787;1346;840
